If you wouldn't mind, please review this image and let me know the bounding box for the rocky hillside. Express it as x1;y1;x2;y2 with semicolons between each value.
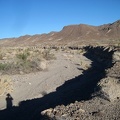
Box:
0;20;120;47
40;46;120;120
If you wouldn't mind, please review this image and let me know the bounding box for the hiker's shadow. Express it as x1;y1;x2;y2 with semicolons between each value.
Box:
0;46;115;120
6;93;13;110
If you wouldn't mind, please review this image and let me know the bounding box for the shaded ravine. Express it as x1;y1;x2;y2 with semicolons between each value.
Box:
0;46;115;120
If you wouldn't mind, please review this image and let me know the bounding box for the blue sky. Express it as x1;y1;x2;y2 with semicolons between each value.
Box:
0;0;120;39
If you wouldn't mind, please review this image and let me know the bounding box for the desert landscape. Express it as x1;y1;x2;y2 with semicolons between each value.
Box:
0;20;120;120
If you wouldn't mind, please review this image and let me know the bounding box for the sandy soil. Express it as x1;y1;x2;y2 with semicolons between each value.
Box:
0;50;91;110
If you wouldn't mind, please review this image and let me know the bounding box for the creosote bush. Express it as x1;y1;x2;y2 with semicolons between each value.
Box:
16;53;29;61
16;49;30;61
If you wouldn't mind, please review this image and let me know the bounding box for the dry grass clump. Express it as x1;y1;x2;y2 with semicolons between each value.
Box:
0;47;56;75
0;75;13;96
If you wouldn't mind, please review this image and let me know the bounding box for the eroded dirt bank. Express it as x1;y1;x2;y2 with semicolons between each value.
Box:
41;46;120;120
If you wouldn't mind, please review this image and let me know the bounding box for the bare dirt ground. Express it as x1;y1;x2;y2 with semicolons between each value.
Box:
0;49;91;110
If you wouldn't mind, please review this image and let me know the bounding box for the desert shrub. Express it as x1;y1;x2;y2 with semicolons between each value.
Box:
0;75;13;96
0;63;10;70
15;60;40;74
16;50;30;61
0;47;55;75
42;50;56;60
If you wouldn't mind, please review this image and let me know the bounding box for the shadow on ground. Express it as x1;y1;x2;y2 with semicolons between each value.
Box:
0;46;115;120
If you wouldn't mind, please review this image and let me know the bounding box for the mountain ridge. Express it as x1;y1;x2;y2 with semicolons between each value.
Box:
0;20;120;47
